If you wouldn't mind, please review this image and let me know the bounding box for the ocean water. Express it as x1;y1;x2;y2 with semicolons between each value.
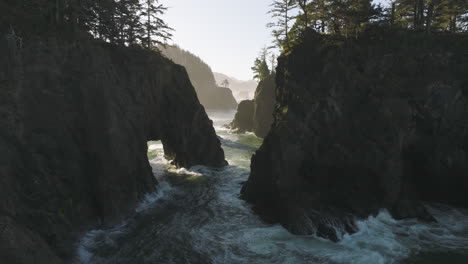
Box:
75;110;468;264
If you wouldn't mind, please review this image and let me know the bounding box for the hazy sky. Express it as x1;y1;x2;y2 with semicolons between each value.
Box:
161;0;389;81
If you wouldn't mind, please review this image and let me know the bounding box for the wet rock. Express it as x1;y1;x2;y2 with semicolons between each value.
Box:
242;30;468;240
230;100;254;133
229;74;276;138
0;33;226;263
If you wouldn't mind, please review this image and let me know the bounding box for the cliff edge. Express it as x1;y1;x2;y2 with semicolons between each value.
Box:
0;33;226;263
230;74;276;138
242;30;468;241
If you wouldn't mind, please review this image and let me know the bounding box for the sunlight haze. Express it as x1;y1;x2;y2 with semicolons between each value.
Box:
162;0;389;80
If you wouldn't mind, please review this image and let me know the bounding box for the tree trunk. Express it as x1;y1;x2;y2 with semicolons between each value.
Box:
285;9;289;48
417;0;425;30
147;0;151;49
426;1;434;33
450;15;457;32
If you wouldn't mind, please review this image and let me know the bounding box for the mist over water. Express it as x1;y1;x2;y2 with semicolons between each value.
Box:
76;110;468;264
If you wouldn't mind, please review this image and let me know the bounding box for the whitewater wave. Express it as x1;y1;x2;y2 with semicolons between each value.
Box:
75;110;468;264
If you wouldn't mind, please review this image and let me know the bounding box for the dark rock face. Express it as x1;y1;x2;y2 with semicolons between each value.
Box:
229;75;276;138
230;100;254;133
241;31;468;241
0;34;226;263
253;74;276;138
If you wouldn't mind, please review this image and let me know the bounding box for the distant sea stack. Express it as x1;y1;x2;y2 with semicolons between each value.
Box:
214;72;258;102
241;30;468;241
0;33;226;263
230;74;276;138
161;45;238;110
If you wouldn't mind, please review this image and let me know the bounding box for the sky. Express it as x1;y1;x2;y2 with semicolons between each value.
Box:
161;0;389;81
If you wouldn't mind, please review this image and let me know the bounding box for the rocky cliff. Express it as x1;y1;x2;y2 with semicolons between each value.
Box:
229;100;254;133
161;45;238;109
0;33;226;263
230;74;276;138
241;30;468;241
252;74;276;138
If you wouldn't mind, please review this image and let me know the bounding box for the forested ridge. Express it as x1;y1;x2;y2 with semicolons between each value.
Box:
161;45;219;92
160;45;239;109
0;0;172;48
250;0;468;83
268;0;468;51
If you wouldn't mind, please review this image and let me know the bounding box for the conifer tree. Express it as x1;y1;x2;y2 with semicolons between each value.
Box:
221;79;230;88
2;0;174;48
267;0;298;49
141;0;173;49
393;0;468;32
252;48;271;81
296;0;313;29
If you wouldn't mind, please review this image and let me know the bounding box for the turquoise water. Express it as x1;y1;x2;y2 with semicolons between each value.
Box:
76;110;468;264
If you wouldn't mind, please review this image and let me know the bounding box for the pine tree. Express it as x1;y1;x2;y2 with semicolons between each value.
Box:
292;0;378;37
393;0;468;32
267;0;298;49
269;53;277;73
2;0;174;48
252;48;271;81
309;0;329;33
221;79;230;88
296;0;313;29
141;0;173;49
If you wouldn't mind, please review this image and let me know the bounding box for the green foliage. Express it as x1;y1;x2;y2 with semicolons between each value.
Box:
252;47;272;81
296;0;378;37
140;0;173;49
1;0;173;48
388;0;467;32
265;0;468;53
267;0;298;49
252;58;271;81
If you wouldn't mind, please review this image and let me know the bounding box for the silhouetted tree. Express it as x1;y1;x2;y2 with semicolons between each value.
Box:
296;0;313;29
269;53;277;73
393;0;468;32
291;0;378;37
1;0;173;48
141;0;173;49
221;79;230;88
252;48;271;81
268;0;298;49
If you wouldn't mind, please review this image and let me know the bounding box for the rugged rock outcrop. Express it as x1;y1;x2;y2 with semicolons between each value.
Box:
253;74;276;138
241;30;468;241
161;45;238;109
0;33;226;263
229;74;276;138
214;72;258;101
229;100;254;133
204;86;238;110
